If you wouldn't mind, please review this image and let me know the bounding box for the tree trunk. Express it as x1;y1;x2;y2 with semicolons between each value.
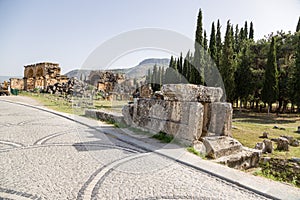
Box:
267;103;271;115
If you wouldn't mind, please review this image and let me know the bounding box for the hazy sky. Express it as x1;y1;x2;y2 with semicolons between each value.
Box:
0;0;299;76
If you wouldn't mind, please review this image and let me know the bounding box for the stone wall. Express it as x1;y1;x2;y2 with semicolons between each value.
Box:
122;84;232;145
9;78;24;90
23;62;68;91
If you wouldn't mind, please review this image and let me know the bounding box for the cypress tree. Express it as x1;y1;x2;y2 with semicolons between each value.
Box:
209;22;217;61
234;24;240;53
216;19;222;71
193;9;204;85
296;16;300;32
244;21;248;39
235;41;253;107
249;21;254;40
203;30;208;50
239;27;245;41
221;20;236;102
261;37;279;114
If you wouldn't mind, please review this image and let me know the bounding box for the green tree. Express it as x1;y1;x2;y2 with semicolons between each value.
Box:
249;21;254;40
216;19;222;71
244;21;248;39
291;34;300;112
234;24;240;53
296;16;300;32
221;20;236;102
193;8;204;84
261;37;279;114
209;22;217;61
235;41;253;109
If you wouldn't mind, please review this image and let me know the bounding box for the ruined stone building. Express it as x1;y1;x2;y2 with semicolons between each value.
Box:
23;62;68;91
88;70;136;100
9;62;69;91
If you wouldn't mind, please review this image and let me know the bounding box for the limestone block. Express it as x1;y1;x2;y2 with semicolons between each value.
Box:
277;137;289;151
208;102;232;137
193;141;207;155
187;102;203;141
202;136;243;159
263;139;273;153
122;104;134;125
161;84;223;103
281;135;300;147
216;147;261;170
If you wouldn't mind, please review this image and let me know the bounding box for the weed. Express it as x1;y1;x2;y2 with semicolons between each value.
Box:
151;131;174;143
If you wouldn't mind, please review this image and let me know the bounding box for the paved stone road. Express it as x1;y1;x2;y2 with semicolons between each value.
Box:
0;98;271;200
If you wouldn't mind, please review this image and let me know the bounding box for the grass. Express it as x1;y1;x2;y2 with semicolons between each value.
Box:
232;111;300;159
151;131;174;143
19;91;129;116
19;91;85;115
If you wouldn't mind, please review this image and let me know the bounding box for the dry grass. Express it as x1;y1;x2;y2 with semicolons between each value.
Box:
232;111;300;159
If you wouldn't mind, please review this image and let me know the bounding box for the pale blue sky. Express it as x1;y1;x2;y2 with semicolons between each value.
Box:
0;0;299;76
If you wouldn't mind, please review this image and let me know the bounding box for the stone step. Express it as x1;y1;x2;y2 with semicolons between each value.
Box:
214;147;261;170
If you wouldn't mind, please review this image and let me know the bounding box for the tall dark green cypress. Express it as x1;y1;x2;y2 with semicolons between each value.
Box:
235;41;253;105
216;19;222;71
209;22;217;61
296;16;300;32
203;30;208;50
193;8;204;84
261;37;279;114
244;21;248;39
221;20;235;102
234;25;240;53
249;21;254;40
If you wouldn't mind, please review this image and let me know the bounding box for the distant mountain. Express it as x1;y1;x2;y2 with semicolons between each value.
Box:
64;58;170;80
64;69;92;79
125;58;170;79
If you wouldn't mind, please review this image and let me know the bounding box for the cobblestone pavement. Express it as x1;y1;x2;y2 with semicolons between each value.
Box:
0;98;271;200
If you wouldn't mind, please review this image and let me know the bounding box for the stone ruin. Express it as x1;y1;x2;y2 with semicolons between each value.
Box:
88;70;136;100
122;84;261;169
23;62;68;91
9;62;68;92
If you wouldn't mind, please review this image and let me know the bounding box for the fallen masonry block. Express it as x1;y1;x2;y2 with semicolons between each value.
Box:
202;136;243;159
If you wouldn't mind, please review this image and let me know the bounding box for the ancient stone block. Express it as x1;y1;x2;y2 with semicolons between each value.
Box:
207;102;232;137
277;137;289;151
280;135;300;147
216;147;261;170
193;140;206;156
161;84;223;103
263;139;273;153
202;136;242;159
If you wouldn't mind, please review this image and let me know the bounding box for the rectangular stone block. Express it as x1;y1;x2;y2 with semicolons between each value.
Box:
208;102;232;137
161;84;223;103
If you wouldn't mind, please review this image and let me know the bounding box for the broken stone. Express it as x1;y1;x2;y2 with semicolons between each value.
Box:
192;141;206;156
263;139;273;153
202;136;242;159
273;126;279;129
280;135;299;147
215;147;261;170
291;140;300;147
260;132;269;138
276;137;289;151
254;142;265;151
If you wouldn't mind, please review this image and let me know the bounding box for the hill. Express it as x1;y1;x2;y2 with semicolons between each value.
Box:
64;58;170;79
